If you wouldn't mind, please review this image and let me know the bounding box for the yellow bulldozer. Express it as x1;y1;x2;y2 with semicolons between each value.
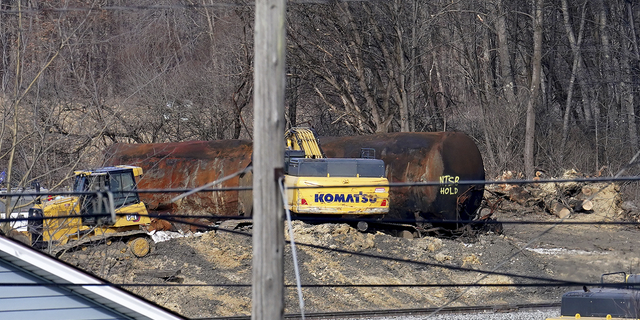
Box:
283;127;389;223
27;165;153;258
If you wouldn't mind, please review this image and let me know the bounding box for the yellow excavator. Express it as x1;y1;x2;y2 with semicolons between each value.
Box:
283;128;389;222
27;165;153;257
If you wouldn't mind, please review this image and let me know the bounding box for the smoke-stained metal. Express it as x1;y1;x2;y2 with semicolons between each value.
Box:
104;140;253;216
320;132;485;223
104;132;484;224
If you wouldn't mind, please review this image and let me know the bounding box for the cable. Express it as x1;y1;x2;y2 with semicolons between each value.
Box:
115;215;580;286
3;173;639;307
5;203;636;287
1;174;639;198
278;177;306;320
0;280;633;289
10;211;584;287
6;211;640;227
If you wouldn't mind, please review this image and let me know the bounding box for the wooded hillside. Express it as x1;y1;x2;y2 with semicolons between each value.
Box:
1;0;639;191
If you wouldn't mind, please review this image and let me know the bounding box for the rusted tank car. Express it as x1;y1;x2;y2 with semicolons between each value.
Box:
104;140;253;216
320;132;485;224
104;131;484;225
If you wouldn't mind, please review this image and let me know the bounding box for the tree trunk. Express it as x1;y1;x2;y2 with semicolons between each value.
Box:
524;0;543;179
478;26;497;171
626;1;639;154
395;1;410;132
287;67;299;128
494;0;516;106
559;0;587;166
409;0;418;132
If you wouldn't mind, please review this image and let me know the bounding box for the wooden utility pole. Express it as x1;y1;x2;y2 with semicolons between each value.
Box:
252;0;286;319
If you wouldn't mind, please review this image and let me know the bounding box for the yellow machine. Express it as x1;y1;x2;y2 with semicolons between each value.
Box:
27;165;153;257
283;127;389;218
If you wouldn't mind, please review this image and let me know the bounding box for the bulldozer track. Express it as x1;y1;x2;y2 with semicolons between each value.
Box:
52;229;148;256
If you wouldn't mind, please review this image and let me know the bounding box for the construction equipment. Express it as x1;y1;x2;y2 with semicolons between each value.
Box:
546;272;640;320
283;127;389;219
27;165;153;258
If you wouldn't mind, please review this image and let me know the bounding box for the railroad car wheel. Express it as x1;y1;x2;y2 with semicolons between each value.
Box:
128;237;151;258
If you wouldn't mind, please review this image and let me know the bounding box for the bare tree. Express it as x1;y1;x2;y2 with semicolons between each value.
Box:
524;0;543;179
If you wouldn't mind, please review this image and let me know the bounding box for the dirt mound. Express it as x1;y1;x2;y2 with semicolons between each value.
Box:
61;220;567;318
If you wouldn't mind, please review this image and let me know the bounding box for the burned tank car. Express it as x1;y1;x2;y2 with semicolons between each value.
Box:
103;132;484;226
319;131;485;224
104;140;253;216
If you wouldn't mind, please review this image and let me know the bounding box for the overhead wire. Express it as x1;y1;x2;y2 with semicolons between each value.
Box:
0;280;635;289
1;173;640;199
95;214;599;287
1;174;639;198
3;210;601;289
2;170;640;311
8;210;640;226
5;213;640;226
169;165;253;203
4;203;638;291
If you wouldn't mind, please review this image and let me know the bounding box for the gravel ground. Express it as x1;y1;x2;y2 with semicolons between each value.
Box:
345;307;559;320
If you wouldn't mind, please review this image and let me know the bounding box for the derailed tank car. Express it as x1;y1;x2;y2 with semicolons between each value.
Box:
104;140;254;216
104;132;484;226
320;132;485;224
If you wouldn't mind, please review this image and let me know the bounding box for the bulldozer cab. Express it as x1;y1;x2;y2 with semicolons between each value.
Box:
75;167;141;226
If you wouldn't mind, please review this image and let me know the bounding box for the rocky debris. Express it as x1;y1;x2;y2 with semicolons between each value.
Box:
58;219;566;318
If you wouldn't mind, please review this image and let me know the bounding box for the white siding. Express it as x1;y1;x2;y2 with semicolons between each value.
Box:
0;260;132;320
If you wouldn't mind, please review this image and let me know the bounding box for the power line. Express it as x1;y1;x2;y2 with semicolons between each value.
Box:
3;212;640;227
2;213;589;288
1;174;639;198
98;215;582;286
2;173;637;307
0;280;632;289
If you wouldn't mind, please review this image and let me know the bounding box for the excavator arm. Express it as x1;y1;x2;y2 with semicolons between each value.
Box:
284;127;325;159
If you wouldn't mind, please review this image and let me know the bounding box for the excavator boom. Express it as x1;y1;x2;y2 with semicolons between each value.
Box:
285;127;325;159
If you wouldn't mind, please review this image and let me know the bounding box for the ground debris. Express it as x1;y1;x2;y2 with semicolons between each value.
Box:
486;169;623;219
53;169;639;318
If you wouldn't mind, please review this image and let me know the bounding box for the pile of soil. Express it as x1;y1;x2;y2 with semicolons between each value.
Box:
59;182;640;319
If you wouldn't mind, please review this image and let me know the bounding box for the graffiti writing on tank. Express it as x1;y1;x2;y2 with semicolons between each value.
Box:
439;175;459;195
